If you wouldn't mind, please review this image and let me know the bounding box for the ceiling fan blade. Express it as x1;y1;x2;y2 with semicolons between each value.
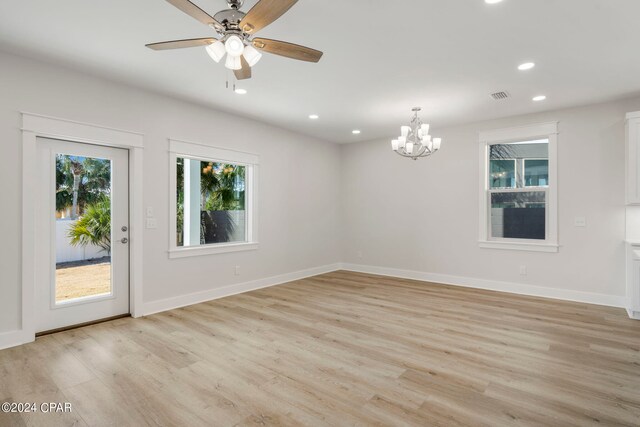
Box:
165;0;224;29
252;38;323;63
234;57;252;80
146;37;217;50
239;0;298;34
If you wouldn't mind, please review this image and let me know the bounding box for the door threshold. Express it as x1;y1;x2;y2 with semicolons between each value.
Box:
36;313;131;337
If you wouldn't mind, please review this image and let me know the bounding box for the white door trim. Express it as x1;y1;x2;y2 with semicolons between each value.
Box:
20;112;144;346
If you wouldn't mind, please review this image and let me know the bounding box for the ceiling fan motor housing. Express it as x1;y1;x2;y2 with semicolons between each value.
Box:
214;8;246;29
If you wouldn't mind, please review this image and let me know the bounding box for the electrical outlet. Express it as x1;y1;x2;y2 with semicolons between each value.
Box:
146;206;154;218
519;265;527;276
574;217;586;227
235;265;240;276
145;218;157;229
356;251;363;259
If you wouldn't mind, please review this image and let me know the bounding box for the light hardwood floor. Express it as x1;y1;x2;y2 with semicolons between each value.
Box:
1;271;640;426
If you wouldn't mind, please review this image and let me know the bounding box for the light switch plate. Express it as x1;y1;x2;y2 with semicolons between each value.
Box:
574;217;586;227
146;206;154;218
145;218;157;229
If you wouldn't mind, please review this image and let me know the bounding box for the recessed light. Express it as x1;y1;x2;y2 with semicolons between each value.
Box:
308;114;319;120
485;0;503;4
518;62;535;71
352;130;361;135
234;88;247;95
533;95;547;102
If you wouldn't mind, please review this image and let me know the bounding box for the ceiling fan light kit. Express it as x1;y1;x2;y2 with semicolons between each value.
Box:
224;35;245;57
242;44;263;67
392;108;442;160
225;54;242;70
146;0;323;80
205;41;226;62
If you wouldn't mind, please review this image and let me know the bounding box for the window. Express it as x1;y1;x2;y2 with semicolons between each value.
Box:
524;159;548;187
479;122;558;252
169;140;258;258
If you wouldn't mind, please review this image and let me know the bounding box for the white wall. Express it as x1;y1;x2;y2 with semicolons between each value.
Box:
341;97;640;302
56;219;106;263
0;51;341;334
2;48;638;338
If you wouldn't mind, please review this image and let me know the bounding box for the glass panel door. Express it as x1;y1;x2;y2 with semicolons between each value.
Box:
35;138;130;333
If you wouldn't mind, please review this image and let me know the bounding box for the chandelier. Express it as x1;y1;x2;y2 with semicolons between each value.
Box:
391;107;442;160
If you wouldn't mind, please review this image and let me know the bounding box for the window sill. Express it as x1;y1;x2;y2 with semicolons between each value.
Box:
169;242;259;259
478;240;559;253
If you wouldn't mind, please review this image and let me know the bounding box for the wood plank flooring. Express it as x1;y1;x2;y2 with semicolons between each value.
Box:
1;271;639;426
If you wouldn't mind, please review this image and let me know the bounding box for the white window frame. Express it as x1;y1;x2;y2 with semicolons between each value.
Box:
169;139;259;259
478;122;558;253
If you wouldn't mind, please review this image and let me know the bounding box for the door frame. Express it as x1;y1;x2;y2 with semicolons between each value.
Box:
21;112;144;344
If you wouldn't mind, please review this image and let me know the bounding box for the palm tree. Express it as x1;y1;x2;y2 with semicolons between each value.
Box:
56;156;73;213
69;159;84;218
202;163;245;211
56;155;111;217
67;197;111;254
176;160;246;245
202;162;246;243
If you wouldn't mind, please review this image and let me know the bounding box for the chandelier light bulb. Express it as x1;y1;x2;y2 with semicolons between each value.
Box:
401;126;410;138
433;138;442;150
421;123;430;135
242;44;263;67
225;54;242;70
225;35;245;57
206;41;226;63
406;142;414;155
391;140;399;151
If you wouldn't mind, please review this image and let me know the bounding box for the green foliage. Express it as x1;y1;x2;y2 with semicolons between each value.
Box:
176;158;185;246
201;162;245;211
175;159;245;246
56;155;111;215
67;197;112;254
56;156;73;213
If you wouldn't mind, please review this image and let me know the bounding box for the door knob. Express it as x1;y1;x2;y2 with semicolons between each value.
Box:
121;226;128;232
121;237;129;244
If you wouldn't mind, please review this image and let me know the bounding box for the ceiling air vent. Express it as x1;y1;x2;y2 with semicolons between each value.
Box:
490;91;510;100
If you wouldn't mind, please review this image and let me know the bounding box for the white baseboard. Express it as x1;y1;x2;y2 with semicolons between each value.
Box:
340;263;627;308
140;263;342;316
627;308;640;319
0;329;34;351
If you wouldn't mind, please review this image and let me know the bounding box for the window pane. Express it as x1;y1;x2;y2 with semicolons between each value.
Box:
524;159;548;187
490;191;546;240
490;160;516;189
55;154;112;302
490;139;549;188
177;157;246;247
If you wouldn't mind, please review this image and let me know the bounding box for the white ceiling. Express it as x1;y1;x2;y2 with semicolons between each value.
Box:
1;0;640;143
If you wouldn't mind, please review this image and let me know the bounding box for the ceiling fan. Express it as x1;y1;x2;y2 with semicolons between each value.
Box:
146;0;323;80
